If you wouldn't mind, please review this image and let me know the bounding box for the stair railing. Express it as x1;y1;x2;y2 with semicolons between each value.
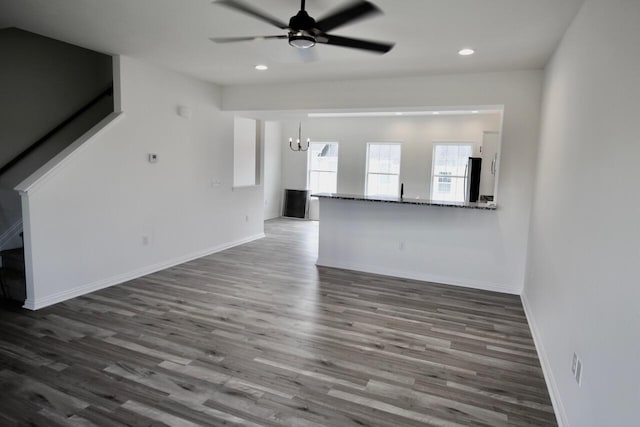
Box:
0;85;113;177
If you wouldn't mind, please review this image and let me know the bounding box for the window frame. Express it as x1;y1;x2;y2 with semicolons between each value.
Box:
430;141;475;202
365;142;403;197
307;142;339;195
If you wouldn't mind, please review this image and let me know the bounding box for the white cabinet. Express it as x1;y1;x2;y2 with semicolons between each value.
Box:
479;131;500;200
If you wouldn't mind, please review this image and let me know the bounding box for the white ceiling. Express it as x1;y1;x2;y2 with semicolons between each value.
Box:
0;0;585;86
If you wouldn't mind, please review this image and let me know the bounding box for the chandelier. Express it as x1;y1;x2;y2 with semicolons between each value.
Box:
289;122;310;152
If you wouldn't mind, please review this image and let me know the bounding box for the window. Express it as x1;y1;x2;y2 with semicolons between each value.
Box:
308;142;339;194
431;143;474;202
437;172;452;193
366;143;401;197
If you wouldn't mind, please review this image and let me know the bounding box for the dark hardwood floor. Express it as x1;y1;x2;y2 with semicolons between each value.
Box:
0;218;556;426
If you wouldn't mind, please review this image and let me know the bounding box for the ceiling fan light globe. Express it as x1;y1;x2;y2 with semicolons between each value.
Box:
289;34;316;49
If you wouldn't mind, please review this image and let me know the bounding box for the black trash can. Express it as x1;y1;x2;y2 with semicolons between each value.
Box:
283;189;310;219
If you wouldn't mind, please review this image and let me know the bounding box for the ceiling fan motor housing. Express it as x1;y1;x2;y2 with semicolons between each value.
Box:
288;10;317;48
289;10;316;32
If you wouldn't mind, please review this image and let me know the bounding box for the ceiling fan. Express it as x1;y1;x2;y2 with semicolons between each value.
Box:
210;0;394;54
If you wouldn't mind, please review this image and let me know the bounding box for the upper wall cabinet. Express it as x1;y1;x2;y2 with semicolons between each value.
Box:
479;131;500;202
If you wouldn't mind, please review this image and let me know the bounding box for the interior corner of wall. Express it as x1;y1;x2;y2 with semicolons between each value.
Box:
521;291;568;427
112;55;123;113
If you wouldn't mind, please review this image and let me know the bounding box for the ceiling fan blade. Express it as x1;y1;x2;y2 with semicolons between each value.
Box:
317;34;394;53
213;0;289;30
315;1;381;33
209;35;287;43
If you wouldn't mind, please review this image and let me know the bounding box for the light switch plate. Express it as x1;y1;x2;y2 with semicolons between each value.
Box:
148;153;158;163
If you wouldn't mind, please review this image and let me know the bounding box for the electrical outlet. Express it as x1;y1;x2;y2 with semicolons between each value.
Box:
142;235;149;246
245;215;249;223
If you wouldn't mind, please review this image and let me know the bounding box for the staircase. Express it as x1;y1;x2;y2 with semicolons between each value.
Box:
0;247;25;304
0;30;115;307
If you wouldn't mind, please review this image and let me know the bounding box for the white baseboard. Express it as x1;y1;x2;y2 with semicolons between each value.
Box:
0;219;23;251
521;293;568;427
23;233;265;310
316;257;519;295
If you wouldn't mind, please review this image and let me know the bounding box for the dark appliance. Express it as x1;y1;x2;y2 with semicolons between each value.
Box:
283;189;310;219
466;157;482;203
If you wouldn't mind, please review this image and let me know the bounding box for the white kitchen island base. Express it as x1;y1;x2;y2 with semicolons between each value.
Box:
315;194;521;294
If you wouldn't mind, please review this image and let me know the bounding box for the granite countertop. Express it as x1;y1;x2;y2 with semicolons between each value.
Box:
311;193;497;210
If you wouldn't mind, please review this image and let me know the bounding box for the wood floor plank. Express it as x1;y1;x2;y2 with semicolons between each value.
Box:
0;218;557;426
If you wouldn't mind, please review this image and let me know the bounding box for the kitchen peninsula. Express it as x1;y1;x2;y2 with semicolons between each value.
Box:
312;193;515;294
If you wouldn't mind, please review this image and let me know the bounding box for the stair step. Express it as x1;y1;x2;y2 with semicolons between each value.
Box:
1;268;26;303
0;248;25;273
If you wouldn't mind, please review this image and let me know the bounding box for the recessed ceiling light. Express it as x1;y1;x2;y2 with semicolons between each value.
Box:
395;112;403;116
458;48;475;56
433;112;440;115
472;110;479;114
255;64;268;71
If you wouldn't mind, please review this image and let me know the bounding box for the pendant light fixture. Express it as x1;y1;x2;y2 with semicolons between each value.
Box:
289;122;310;151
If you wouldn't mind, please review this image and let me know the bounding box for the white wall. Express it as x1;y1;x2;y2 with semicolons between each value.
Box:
233;117;257;187
263;121;282;220
18;56;265;309
282;114;502;199
523;1;640;426
224;70;543;293
319;198;514;293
